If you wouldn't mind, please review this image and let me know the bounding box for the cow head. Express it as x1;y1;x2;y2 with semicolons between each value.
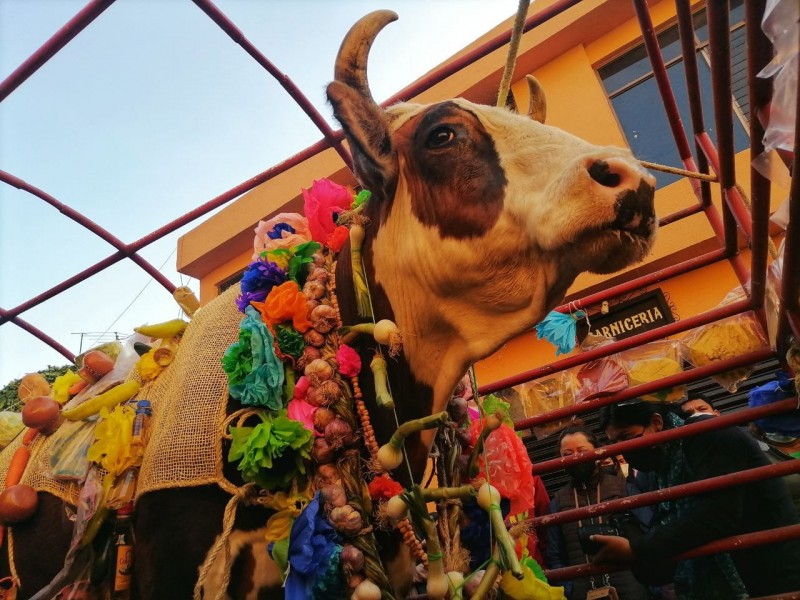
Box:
328;11;656;457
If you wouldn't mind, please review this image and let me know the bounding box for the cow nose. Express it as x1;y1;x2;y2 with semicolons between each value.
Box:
586;157;656;234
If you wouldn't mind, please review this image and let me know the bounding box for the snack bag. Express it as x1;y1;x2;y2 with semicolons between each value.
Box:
682;288;768;393
49;419;96;481
573;334;627;403
623;340;686;403
517;371;576;439
0;411;24;449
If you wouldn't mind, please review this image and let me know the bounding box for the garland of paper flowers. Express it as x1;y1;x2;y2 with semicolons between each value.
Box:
221;178;565;600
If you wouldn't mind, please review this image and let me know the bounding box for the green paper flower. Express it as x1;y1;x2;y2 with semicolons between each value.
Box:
276;326;305;359
228;409;313;491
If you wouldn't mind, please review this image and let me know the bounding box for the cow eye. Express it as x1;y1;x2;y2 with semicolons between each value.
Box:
426;126;455;148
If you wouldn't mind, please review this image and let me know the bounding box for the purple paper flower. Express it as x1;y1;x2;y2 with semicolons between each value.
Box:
235;289;268;313
240;259;287;294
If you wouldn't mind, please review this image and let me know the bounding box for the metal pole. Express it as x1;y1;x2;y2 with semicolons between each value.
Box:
531;397;798;475
0;309;75;362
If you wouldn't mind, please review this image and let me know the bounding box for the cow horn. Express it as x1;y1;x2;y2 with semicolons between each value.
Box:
525;75;547;123
334;10;398;104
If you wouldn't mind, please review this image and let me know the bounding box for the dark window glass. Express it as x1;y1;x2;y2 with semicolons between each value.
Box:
599;5;749;189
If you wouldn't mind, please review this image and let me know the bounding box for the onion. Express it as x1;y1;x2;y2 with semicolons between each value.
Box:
372;319;401;345
0;484;38;524
310;304;338;334
376;442;403;471
340;544;365;574
315;464;340;487
308;267;329;283
455;429;473;449
312;252;326;268
385;495;408;522
312;437;337;464
477;483;501;511
303;329;326;348
351;579;381;600
297;347;322;371
463;570;485;597
317;380;343;406
304;359;334;385
321;484;348;508
325;418;355;449
22;396;63;435
329;505;363;536
303;280;327;300
313;408;336;433
347;573;366;591
447;396;469;425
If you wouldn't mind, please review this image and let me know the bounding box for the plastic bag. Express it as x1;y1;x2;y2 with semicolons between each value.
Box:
682;290;768;392
572;335;627;403
0;411;24;449
749;371;800;436
49;419;96;481
517;371;576;439
623;340;686;403
764;239;785;346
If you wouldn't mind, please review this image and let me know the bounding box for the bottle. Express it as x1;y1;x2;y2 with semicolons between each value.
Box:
130;400;151;453
107;503;134;599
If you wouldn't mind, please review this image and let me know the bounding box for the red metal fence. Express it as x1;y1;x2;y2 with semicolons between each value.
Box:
1;0;798;592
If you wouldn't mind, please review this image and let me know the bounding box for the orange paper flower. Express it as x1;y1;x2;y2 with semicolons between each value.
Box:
253;281;312;333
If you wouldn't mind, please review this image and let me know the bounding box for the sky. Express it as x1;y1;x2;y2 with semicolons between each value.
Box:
0;0;517;387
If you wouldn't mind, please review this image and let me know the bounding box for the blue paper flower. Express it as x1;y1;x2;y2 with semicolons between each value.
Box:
240;259;288;294
534;309;585;355
285;493;342;599
268;222;297;240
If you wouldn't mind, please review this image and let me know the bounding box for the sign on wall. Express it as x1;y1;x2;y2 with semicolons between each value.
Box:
576;289;675;342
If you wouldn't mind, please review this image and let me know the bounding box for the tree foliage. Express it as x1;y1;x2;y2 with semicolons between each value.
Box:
0;364;72;412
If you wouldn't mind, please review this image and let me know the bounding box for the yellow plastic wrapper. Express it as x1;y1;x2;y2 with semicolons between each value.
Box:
518;371;576;439
0;411;24;449
51;369;83;404
87;404;138;477
501;559;567;599
684;312;767;392
622;340;686;403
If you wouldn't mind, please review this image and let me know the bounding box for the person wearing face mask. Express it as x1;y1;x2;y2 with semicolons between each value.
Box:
592;400;800;599
546;425;649;599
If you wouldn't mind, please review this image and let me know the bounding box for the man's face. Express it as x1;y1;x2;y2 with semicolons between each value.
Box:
681;398;719;418
604;413;664;445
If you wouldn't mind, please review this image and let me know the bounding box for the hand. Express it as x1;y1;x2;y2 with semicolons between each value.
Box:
590;534;634;564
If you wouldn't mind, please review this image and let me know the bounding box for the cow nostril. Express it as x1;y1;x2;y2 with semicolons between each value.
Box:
588;160;621;188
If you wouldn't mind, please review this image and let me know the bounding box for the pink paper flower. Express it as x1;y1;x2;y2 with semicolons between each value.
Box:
287;397;317;434
302;179;353;246
253;213;311;259
335;344;361;378
293;375;310;401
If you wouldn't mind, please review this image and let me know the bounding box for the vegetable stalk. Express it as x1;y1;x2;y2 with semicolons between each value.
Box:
420;485;475;502
349;224;373;319
376;412;448;471
477;484;522;579
370;355;394;410
467;413;502;478
420;517;448;599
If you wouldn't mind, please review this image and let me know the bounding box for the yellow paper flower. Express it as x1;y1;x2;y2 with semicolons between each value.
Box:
136;349;163;381
265;249;291;270
262;487;312;544
51;369;83;404
87;404;138;476
501;561;567;600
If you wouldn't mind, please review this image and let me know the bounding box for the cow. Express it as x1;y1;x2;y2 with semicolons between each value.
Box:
1;10;656;600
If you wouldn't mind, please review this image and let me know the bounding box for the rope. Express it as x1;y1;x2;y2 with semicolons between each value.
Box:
193;483;256;600
639;160;718;182
496;0;531;108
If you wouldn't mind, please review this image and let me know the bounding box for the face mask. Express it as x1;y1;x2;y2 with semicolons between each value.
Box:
565;461;596;483
623;446;664;472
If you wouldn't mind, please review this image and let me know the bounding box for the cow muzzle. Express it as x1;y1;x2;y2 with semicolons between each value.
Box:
586;157;656;238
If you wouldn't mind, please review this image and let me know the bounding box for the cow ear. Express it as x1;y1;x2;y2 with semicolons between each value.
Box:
327;80;398;200
525;75;547;123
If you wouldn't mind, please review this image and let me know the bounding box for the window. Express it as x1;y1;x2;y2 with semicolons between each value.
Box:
598;1;749;188
218;270;244;294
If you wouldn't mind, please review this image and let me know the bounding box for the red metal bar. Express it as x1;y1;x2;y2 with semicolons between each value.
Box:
776;57;800;359
531;397;798;475
675;0;713;208
655;202;704;227
0;170;176;293
546;525;800;583
553;247;727;314
0;138;332;324
746;0;774;311
0;308;75;362
631;0;693;161
0;0;117;103
190;0;351;170
696;133;754;242
480;297;753;393
706;1;736;189
511;347;774;429
382;0;583;107
533;459;800;529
